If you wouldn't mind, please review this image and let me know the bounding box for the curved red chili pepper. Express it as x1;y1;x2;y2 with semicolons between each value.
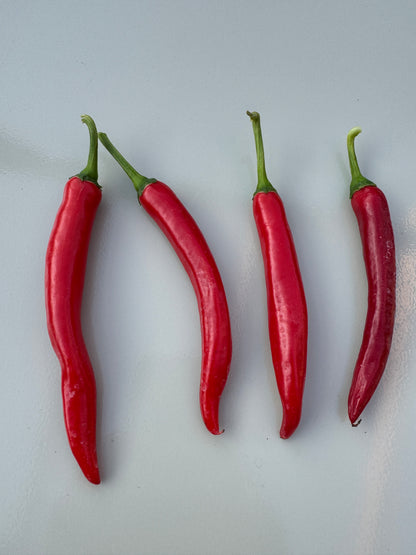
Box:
247;112;308;439
346;127;396;425
98;133;232;435
45;116;101;483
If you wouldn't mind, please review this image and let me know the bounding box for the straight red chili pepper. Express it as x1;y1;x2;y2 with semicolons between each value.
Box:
98;132;232;435
346;127;396;425
247;111;308;439
45;115;101;483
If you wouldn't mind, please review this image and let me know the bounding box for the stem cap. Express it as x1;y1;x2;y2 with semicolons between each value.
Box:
98;132;156;197
247;110;276;195
75;115;100;188
347;127;375;197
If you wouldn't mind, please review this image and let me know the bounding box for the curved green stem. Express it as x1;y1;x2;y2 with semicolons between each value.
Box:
76;115;100;187
247;111;276;195
98;133;156;197
347;127;375;197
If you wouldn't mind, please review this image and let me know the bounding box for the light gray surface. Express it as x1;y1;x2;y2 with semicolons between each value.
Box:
2;1;416;554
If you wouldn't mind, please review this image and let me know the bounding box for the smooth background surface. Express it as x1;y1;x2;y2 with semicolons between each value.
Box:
2;1;416;554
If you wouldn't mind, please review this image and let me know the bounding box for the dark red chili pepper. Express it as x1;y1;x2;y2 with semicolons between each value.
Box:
247;111;308;439
346;127;396;425
45;115;101;483
98;132;232;435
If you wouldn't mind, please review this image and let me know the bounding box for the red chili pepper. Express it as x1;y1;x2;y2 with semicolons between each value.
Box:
45;116;101;483
346;127;396;425
98;132;232;435
247;112;308;439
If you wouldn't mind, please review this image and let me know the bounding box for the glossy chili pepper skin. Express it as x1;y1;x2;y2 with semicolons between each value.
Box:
253;191;308;438
141;182;232;434
346;128;396;425
247;111;307;439
98;133;232;435
45;116;101;484
348;186;395;424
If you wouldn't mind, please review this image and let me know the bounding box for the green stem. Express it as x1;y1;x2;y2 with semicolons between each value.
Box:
98;133;156;197
76;115;100;186
246;111;276;195
347;127;375;197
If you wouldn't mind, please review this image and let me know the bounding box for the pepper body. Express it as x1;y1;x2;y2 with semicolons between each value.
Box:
45;176;101;483
140;181;232;435
253;191;308;438
348;185;396;424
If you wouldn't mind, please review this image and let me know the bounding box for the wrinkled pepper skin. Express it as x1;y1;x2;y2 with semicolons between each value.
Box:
45;176;101;484
253;191;308;439
140;182;232;435
348;186;396;424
